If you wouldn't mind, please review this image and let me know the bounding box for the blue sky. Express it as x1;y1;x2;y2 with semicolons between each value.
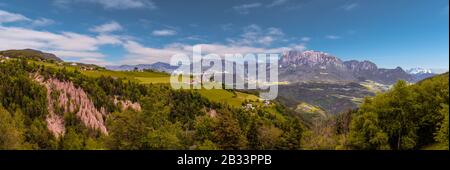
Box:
0;0;448;70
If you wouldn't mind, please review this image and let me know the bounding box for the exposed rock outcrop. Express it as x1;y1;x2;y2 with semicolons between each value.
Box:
207;109;217;118
33;74;108;136
114;97;141;112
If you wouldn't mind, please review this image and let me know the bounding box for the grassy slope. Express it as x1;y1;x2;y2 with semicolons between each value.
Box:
31;61;271;109
295;102;328;121
197;89;260;107
32;61;169;83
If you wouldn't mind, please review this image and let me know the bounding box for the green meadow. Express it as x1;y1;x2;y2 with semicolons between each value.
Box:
31;61;267;109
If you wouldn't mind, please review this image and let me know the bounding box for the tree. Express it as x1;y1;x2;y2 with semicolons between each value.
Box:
247;120;261;149
61;127;84;150
434;104;449;149
0;107;25;149
348;111;390;150
194;115;216;141
27;118;58;149
144;124;183;150
281;118;303;150
105;110;147;150
196;140;219;150
213;109;247;150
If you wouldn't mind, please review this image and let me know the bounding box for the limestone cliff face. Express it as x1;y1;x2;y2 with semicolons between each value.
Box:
32;74;141;137
279;50;413;84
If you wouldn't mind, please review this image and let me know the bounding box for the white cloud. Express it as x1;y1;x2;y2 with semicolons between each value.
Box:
54;0;157;10
53;0;71;9
49;50;105;58
267;27;284;36
152;29;177;36
78;58;113;66
0;9;55;28
266;0;289;8
0;26;120;51
0;25;122;65
89;0;156;10
89;21;123;33
325;35;341;40
182;35;206;42
0;9;309;66
301;37;311;42
119;40;306;64
0;10;31;23
233;3;262;14
227;24;285;46
31;18;55;27
340;3;358;11
96;34;123;44
0;23;305;66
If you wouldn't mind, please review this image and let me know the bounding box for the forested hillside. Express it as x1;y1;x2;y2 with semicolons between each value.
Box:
0;58;304;150
301;73;449;150
346;73;449;150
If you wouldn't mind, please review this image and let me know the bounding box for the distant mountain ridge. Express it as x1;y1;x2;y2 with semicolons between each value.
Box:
0;49;63;62
279;50;413;84
106;62;178;73
106;50;437;85
406;67;437;82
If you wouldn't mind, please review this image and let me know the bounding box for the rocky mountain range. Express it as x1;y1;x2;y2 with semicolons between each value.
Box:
106;50;436;85
279;50;414;84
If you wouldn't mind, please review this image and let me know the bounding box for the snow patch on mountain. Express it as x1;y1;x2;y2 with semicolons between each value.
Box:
406;68;433;74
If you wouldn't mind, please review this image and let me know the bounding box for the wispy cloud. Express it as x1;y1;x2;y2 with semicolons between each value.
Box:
340;3;358;11
89;21;123;33
53;0;157;10
0;10;31;23
181;35;206;42
0;9;123;66
119;41;307;64
227;24;286;46
152;29;177;36
232;3;262;14
118;25;307;64
31;18;55;27
0;25;123;64
301;37;311;42
52;0;71;9
325;35;341;40
89;0;157;10
0;9;55;27
228;24;285;46
0;9;308;66
266;0;289;8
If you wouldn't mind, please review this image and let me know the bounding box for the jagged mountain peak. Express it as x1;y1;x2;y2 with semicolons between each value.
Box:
280;50;344;68
278;50;414;84
344;60;378;71
406;67;433;74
